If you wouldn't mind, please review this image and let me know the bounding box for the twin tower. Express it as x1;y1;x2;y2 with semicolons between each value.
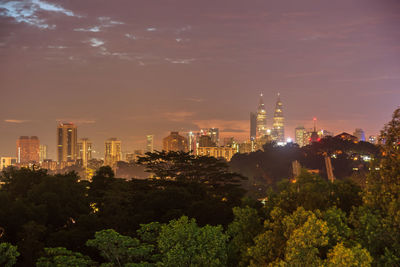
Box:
250;93;285;143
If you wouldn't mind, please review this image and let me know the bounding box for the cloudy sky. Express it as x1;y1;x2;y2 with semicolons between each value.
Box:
0;0;399;158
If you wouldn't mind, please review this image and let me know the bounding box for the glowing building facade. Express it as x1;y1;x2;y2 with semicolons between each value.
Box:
78;138;92;167
16;136;40;163
295;126;308;147
256;93;268;138
163;132;188;152
272;94;285;143
104;138;122;166
146;135;154;153
57;122;78;163
39;144;47;163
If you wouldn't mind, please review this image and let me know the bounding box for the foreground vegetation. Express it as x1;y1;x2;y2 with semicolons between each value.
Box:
1;108;399;266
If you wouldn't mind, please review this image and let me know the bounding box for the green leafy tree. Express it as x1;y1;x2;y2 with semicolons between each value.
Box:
137;151;244;185
86;229;154;266
325;242;372;267
280;213;329;266
36;247;95;267
158;216;228;267
0;242;19;267
351;107;400;265
227;206;263;266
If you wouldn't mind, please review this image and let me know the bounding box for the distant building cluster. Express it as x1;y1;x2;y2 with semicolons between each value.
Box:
0;94;379;176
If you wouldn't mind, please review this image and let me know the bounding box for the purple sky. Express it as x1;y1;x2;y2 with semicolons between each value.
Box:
1;0;399;159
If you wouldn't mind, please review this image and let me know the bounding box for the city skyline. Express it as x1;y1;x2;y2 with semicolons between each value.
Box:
1;0;399;158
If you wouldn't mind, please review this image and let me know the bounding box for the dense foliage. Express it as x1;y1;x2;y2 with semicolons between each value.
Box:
0;107;399;266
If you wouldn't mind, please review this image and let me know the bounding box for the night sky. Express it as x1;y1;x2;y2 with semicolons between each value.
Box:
1;0;399;159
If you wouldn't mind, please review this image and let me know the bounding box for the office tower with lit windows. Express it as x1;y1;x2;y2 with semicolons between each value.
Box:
16;136;40;163
104;138;121;166
353;128;366;141
146;135;154;153
1;157;17;169
78;138;92;167
256;93;268;137
310;118;319;143
187;131;196;154
39;144;47;162
199;128;219;146
250;112;257;140
295;126;308;147
57;122;78;163
208;128;219;146
163;132;188;152
198;135;216;147
272;94;285;142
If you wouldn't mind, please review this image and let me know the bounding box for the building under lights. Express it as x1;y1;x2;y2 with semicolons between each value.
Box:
78;138;92;167
271;94;285;143
57;122;78;163
39;144;47;163
196;146;237;162
163;132;188;152
256;93;268;138
146;135;154;153
16;136;40;163
295;126;308;147
353;128;366;141
104;138;122;166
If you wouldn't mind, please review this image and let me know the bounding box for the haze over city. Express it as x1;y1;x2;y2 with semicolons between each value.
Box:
1;0;399;159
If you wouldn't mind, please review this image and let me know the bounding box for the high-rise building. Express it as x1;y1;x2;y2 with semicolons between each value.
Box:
104;138;122;166
146;135;154;153
200;128;219;146
208;128;219;146
57;122;77;163
353;128;366;141
1;157;17;169
163;132;188;152
16;136;40;163
198;135;216;147
310;118;319;143
295;126;308;147
78;138;92;167
256;93;268;138
39;144;47;162
187;131;196;154
272;94;285;143
250;112;257;140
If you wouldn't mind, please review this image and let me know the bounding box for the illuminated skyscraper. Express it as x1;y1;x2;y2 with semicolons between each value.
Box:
256;93;267;137
78;138;92;167
295;126;307;147
272;94;285;142
16;136;40;163
163;132;188;152
39;144;47;162
57;122;77;163
187;131;196;154
310;118;319;143
200;128;219;146
146;135;154;153
250;112;257;140
104;138;122;166
353;128;366;141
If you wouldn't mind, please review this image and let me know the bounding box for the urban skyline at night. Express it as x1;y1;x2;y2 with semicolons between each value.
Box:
1;0;399;158
1;92;381;162
1;1;400;265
